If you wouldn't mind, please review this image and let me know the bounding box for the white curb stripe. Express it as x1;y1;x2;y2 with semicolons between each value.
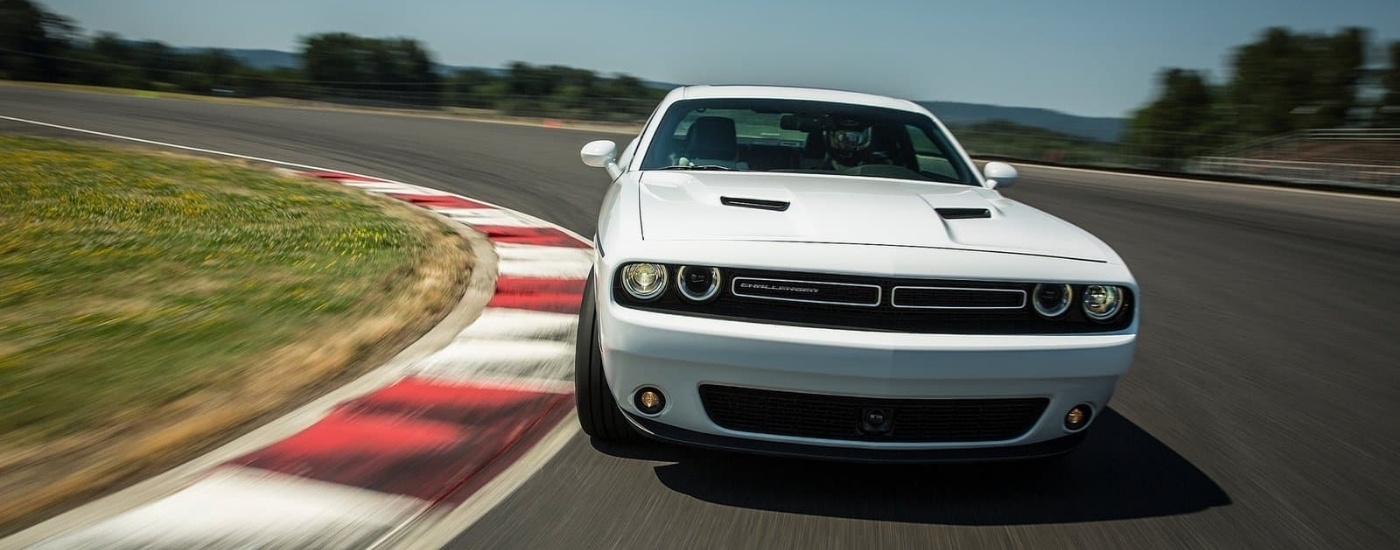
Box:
493;243;594;264
457;308;578;341
338;182;420;194
408;339;574;382
402;374;574;395
430;207;545;227
341;182;453;196
496;258;594;279
28;468;427;550
496;261;594;280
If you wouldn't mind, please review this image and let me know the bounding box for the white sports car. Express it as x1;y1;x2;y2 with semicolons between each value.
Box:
575;85;1138;462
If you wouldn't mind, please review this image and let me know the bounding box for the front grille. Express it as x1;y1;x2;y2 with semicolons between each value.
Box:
699;385;1048;443
890;286;1026;309
731;277;881;306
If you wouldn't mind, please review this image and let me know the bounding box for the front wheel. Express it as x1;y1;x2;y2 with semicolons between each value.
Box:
575;272;641;442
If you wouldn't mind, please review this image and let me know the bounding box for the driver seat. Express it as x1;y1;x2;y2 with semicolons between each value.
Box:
682;116;747;169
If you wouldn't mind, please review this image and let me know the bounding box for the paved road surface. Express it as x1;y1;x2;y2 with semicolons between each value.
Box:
3;87;1397;549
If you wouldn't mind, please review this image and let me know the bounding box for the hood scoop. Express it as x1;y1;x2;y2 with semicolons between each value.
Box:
936;208;991;220
721;196;790;212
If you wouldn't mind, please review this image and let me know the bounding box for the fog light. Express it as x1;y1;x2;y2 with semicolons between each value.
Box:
1064;404;1093;431
634;387;666;415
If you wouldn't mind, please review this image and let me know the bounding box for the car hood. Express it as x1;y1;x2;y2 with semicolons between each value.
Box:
637;171;1109;262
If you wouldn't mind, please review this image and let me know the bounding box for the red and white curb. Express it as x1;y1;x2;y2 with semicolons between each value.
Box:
20;171;592;550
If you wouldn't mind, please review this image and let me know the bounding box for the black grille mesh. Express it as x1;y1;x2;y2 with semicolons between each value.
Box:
891;287;1025;309
699;385;1048;443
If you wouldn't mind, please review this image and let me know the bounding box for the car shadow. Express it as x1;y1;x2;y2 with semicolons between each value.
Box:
590;408;1230;525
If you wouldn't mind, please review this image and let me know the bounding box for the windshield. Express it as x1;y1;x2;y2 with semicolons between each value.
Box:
639;98;978;185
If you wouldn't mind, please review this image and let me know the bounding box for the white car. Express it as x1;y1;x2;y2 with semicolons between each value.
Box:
575;85;1138;462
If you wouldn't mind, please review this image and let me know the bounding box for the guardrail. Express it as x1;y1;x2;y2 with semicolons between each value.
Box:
1187;156;1400;192
1213;128;1400;157
1303;128;1400;141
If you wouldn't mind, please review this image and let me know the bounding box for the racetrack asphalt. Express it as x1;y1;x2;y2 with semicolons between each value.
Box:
4;86;1398;550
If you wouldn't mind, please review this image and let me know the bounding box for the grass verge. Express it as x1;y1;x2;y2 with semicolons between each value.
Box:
0;135;473;532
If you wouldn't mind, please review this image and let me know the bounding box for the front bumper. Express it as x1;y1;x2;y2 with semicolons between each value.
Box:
626;412;1088;463
600;302;1136;456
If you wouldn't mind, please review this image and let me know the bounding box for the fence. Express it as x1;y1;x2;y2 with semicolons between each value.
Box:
1185;127;1400;191
1214;127;1400;158
1186;157;1400;192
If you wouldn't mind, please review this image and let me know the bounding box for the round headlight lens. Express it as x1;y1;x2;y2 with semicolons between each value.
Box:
620;263;668;301
676;266;721;302
1081;285;1124;321
1032;283;1073;318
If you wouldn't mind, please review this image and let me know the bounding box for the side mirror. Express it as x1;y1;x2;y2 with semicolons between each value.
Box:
983;161;1019;189
581;140;621;179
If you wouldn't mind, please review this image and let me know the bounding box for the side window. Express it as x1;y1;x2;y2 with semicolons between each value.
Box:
906;125;958;180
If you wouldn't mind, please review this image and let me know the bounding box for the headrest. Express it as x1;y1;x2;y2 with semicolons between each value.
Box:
686;116;737;160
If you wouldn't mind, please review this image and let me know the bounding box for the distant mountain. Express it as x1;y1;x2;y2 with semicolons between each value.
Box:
233;49;300;70
173;48;301;70
918;101;1126;142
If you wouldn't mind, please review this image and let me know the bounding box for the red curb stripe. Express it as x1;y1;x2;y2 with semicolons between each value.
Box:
300;170;387;182
229;378;569;502
488;277;587;313
386;193;492;209
437;388;573;506
472;225;590;248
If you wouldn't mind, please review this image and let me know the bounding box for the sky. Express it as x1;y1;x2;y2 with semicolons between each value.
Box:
39;0;1400;118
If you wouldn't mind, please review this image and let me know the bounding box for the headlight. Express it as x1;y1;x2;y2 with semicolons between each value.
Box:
676;266;722;302
1081;285;1124;321
1031;283;1072;318
620;263;668;301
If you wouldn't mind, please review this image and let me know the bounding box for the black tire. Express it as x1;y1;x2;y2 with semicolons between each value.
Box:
575;271;641;442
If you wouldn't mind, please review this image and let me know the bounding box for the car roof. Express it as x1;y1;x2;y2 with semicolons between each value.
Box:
674;85;928;115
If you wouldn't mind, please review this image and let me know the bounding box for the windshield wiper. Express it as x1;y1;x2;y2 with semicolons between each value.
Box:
657;164;734;171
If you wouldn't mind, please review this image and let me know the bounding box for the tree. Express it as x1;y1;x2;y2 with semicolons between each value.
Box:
1126;68;1220;167
1381;42;1400;127
301;33;371;87
1227;27;1370;135
605;74;647;98
77;32;141;87
505;61;554;97
299;33;440;105
0;0;79;81
5;1;664;119
180;49;242;93
603;74;659;117
449;68;499;108
131;40;180;86
1313;27;1368;127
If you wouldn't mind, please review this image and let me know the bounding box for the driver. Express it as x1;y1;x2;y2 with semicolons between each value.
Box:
824;121;873;170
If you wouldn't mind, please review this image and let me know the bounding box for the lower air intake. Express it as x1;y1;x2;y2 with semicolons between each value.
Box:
699;385;1048;443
